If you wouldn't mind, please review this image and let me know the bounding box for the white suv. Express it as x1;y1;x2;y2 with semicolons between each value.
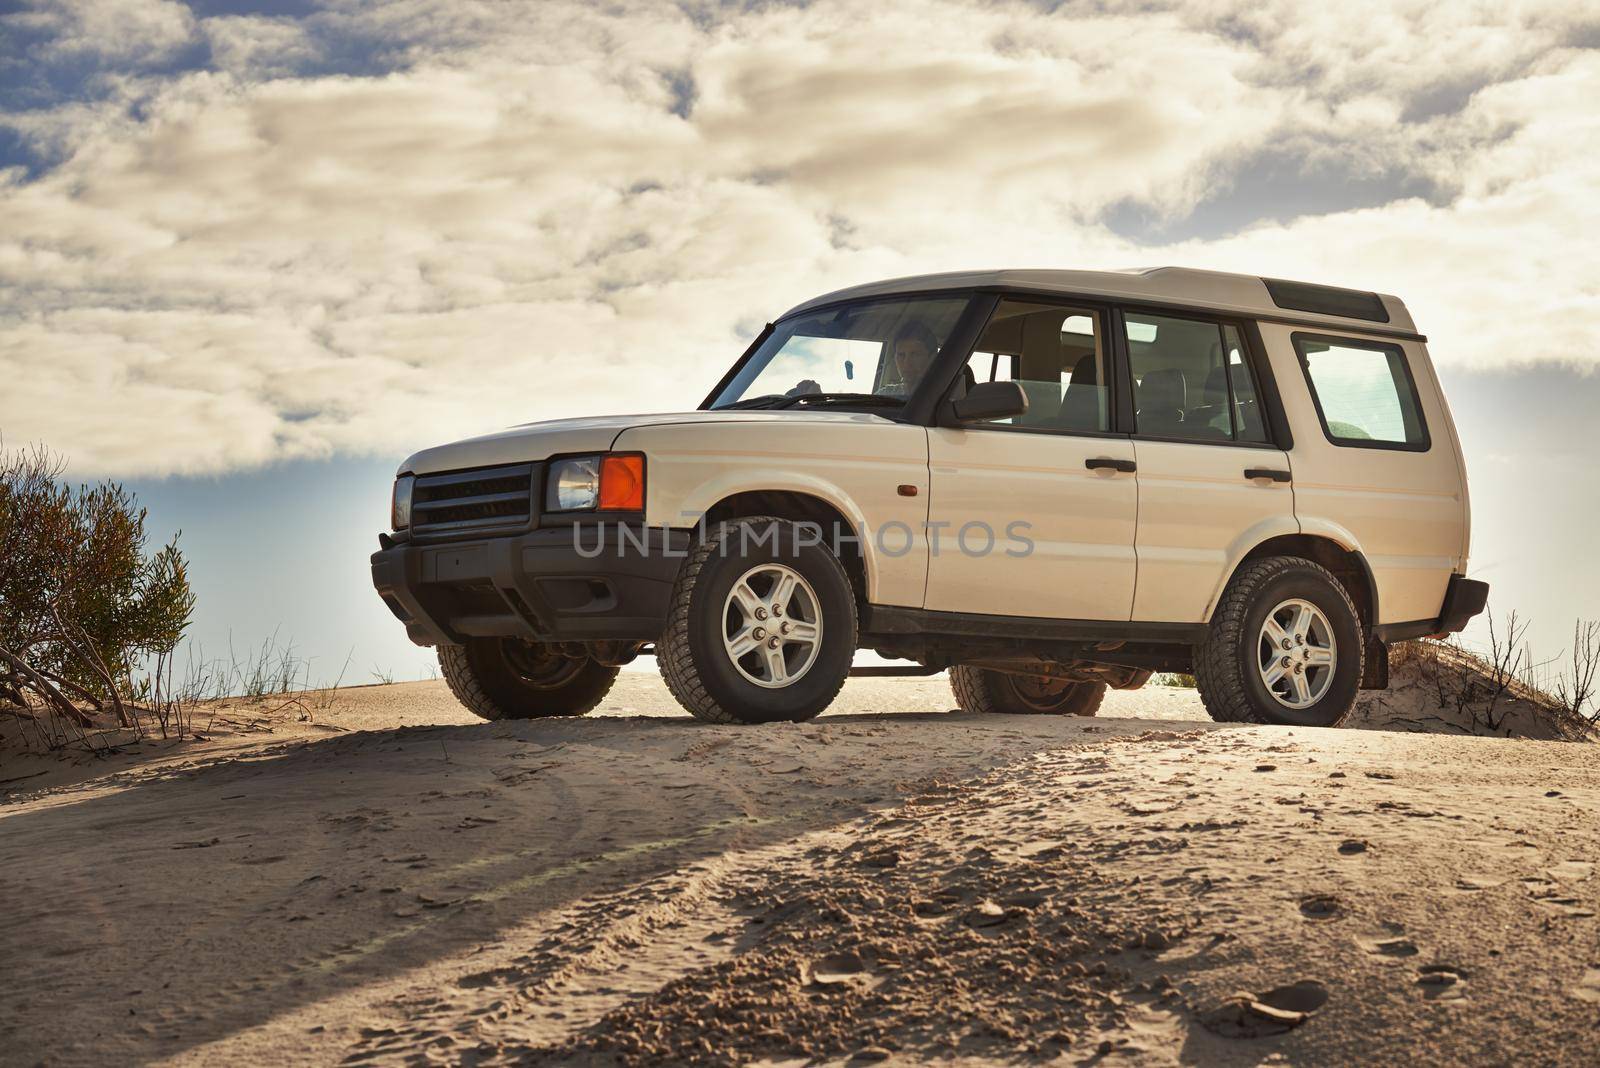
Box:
372;267;1487;729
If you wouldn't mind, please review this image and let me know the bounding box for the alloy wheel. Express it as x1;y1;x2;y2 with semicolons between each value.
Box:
1257;598;1337;709
721;563;824;689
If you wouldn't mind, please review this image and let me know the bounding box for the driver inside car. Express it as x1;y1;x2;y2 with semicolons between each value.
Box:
878;321;937;396
787;320;939;399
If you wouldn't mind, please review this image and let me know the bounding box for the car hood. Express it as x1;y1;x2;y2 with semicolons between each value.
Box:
398;410;900;475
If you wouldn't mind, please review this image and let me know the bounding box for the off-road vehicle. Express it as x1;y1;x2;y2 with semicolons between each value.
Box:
372;267;1487;727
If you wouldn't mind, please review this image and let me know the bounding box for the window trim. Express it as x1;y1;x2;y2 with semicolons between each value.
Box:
942;298;1125;441
1291;331;1432;453
1244;319;1295;450
1117;306;1289;450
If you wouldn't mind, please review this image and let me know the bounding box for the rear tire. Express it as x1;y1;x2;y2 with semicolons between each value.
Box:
439;639;618;721
658;516;856;724
1193;556;1363;727
950;666;1105;716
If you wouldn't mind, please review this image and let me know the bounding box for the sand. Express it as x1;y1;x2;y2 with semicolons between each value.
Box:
2;672;1597;1065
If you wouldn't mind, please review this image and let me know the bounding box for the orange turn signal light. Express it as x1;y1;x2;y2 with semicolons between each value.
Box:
599;453;646;511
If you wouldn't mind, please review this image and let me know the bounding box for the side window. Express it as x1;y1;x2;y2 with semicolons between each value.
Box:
1125;312;1271;444
965;350;1016;385
1223;325;1270;444
967;301;1109;432
1294;335;1429;449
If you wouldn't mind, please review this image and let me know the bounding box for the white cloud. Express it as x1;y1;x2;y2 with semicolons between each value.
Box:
201;16;320;80
0;0;1597;475
14;0;197;67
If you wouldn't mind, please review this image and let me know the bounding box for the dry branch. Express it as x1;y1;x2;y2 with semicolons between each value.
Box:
0;643;93;727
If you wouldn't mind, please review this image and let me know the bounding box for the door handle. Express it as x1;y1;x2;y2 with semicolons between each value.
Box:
1086;457;1137;473
1244;468;1292;483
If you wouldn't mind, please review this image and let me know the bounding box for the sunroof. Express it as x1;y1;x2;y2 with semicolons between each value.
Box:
1262;278;1390;323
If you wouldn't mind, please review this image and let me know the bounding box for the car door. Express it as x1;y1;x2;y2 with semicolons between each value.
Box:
923;299;1138;621
1120;309;1298;623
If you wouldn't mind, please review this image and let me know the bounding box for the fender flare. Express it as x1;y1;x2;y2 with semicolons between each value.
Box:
1203;515;1301;621
1203;517;1380;629
668;472;885;601
1296;517;1380;628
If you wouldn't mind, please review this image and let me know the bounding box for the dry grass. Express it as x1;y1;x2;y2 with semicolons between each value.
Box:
1370;634;1595;741
2;633;356;755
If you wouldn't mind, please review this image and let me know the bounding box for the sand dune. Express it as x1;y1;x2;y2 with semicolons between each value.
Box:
2;674;1597;1065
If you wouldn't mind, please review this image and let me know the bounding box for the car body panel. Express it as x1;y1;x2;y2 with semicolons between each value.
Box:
399;410;906;476
1130;439;1297;622
1255;325;1467;625
923;428;1138;620
616;418;933;608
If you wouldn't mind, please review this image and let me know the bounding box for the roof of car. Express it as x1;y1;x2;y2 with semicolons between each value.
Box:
778;266;1419;337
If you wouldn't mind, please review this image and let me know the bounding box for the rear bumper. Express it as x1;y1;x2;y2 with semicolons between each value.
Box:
1372;574;1489;644
1436;574;1490;634
371;525;689;647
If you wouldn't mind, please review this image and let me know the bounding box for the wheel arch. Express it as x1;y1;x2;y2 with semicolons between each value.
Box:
700;489;869;608
1216;532;1378;633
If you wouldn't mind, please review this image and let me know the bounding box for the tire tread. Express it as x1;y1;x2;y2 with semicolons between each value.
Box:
949;664;1000;715
439;643;507;720
438;643;616;720
657;516;856;724
1193;555;1361;727
949;665;1105;716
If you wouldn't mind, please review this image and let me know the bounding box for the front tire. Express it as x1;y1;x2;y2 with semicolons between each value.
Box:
1193;556;1363;727
950;666;1105;716
439;639;618;721
658;516;857;724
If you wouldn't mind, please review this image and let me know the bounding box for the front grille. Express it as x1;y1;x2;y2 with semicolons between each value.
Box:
412;463;535;537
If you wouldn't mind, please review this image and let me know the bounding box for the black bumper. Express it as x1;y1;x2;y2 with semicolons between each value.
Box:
1436;573;1490;634
1372;573;1490;644
372;525;689;647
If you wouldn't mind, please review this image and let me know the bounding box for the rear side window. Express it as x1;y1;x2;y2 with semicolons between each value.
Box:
1293;334;1429;450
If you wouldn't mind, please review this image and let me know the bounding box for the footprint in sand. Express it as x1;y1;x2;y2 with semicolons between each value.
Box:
806;952;876;990
1454;874;1508;892
1299;894;1341;920
1534;897;1597;918
1525;876;1598;916
1574;967;1600;1003
1122;798;1183;816
1358;933;1420;959
1200;979;1329;1038
1545;860;1594;882
1416;964;1468;1001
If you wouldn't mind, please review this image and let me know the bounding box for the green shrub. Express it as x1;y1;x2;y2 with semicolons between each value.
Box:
0;444;194;719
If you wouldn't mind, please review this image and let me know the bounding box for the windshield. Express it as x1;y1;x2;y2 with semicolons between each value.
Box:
709;294;973;410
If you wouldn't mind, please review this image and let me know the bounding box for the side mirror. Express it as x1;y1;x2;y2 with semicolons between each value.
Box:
950;380;1028;423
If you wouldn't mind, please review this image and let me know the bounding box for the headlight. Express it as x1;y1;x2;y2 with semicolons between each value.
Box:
545;454;646;512
547;457;602;511
391;474;415;530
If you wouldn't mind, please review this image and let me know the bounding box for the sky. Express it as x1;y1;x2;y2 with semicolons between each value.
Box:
2;0;1599;686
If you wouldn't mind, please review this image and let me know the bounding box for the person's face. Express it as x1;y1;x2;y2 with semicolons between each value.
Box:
895;340;931;383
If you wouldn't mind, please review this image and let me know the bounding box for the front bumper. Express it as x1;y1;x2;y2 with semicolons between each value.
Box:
372;525;689;647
